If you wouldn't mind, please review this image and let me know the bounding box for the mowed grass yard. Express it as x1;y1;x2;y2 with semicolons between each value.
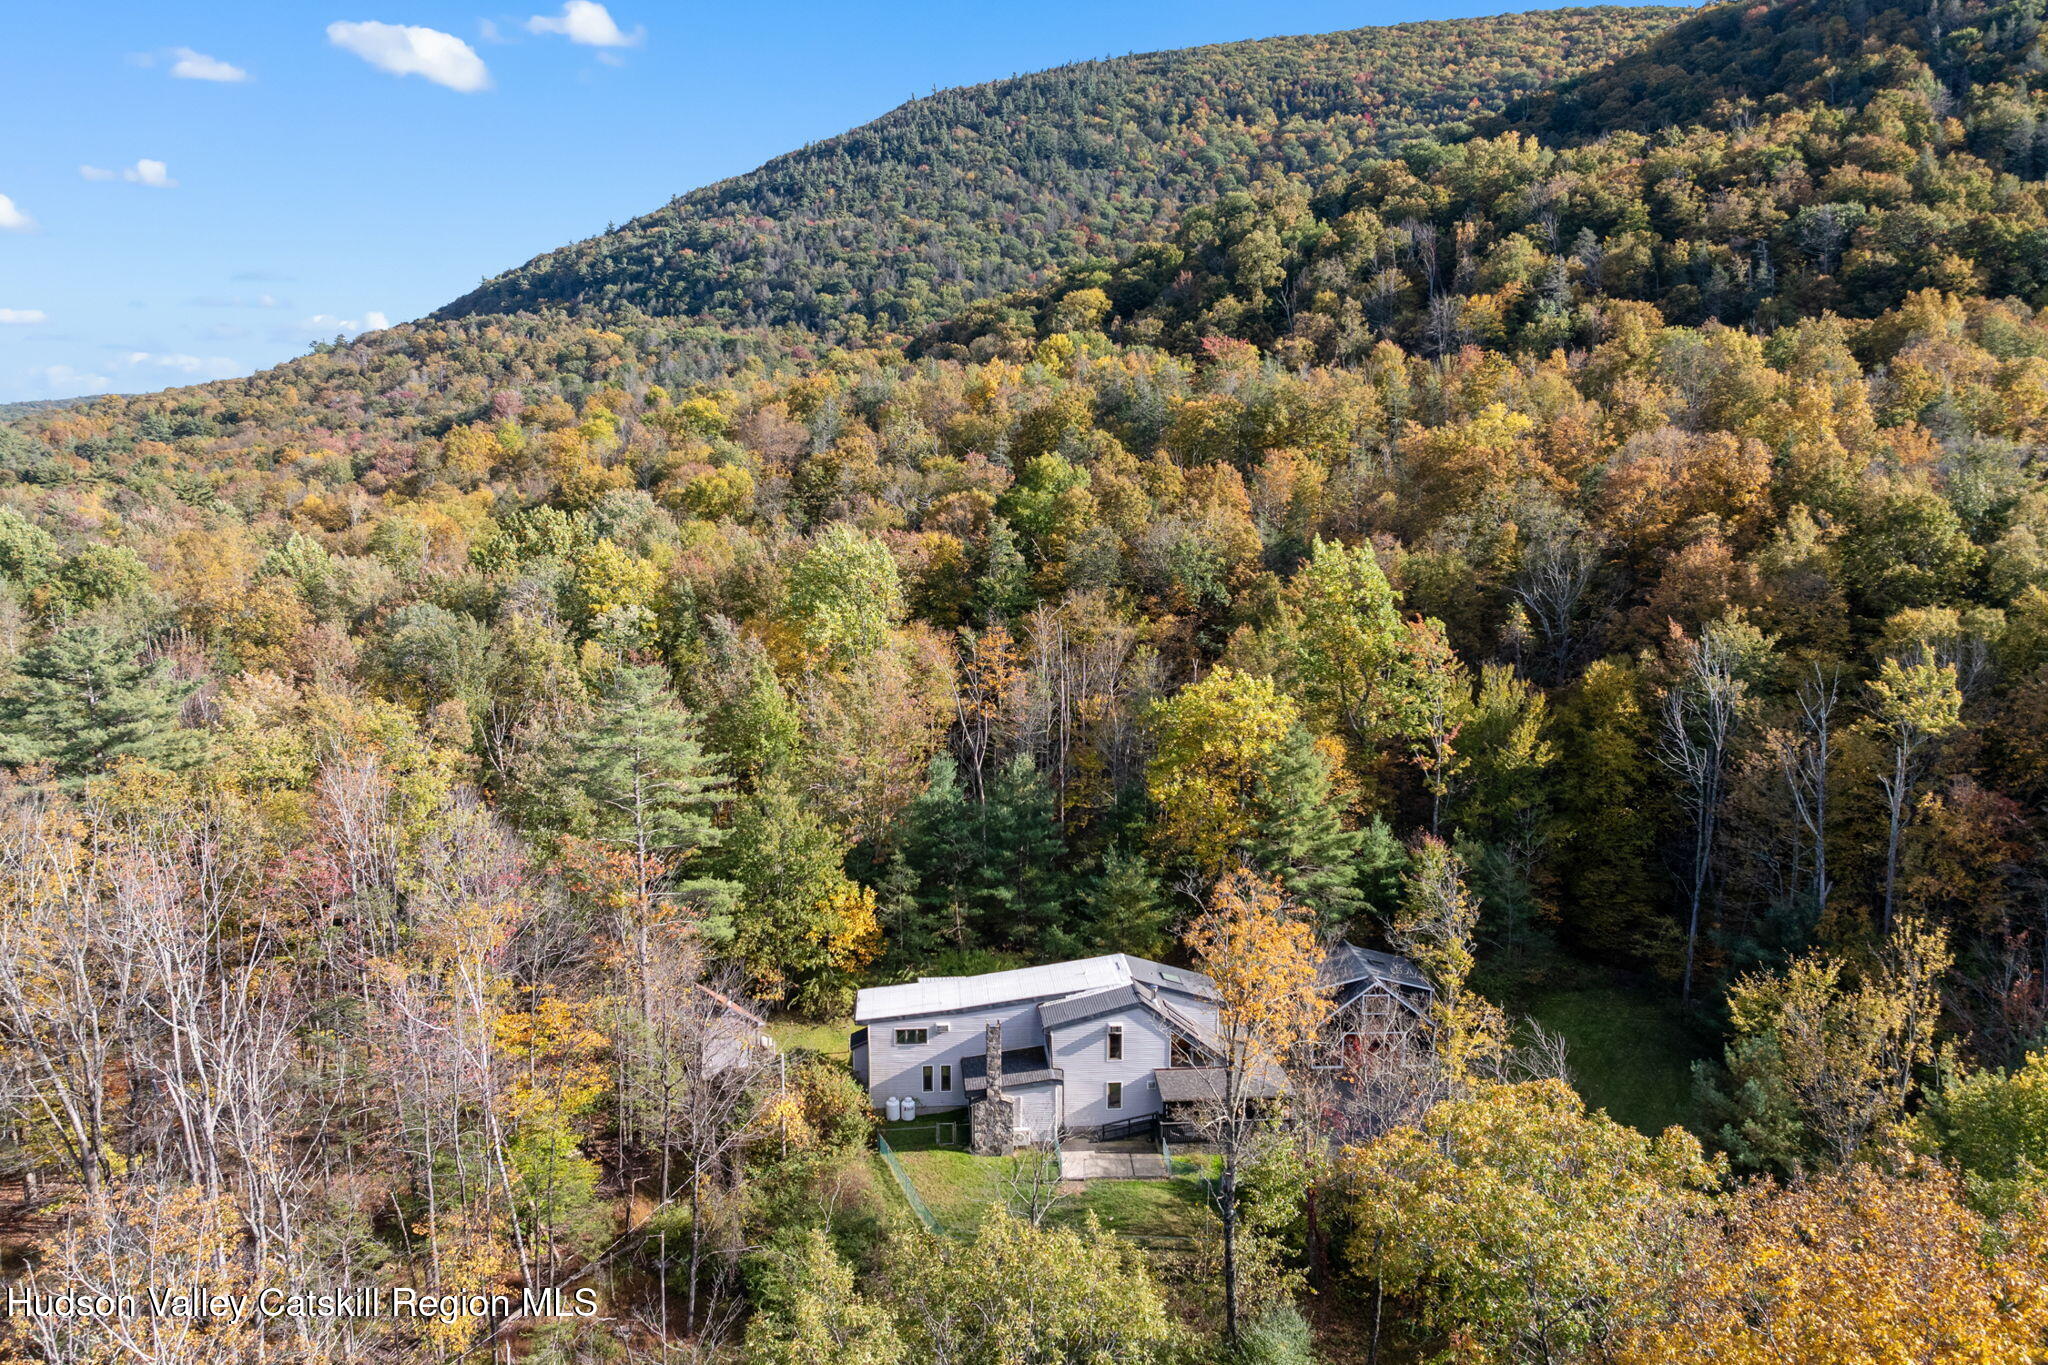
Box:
766;1016;854;1061
875;1139;1213;1244
1514;976;1710;1136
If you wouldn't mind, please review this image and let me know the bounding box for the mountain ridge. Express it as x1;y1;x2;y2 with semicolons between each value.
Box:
432;7;1685;336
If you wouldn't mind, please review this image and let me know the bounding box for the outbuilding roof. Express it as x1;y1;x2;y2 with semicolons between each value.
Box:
1319;943;1434;995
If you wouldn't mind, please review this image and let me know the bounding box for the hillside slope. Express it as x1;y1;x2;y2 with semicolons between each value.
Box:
1499;0;2044;140
433;7;1682;336
922;0;2048;360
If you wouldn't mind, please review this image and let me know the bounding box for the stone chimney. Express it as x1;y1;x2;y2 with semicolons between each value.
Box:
970;1018;1015;1156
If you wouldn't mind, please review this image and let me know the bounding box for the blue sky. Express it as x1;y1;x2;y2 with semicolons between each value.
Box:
0;1;1648;404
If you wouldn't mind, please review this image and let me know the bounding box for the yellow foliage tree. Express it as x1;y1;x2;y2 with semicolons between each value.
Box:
1183;867;1325;1340
1612;1164;2048;1365
1147;668;1299;875
1340;1079;1718;1365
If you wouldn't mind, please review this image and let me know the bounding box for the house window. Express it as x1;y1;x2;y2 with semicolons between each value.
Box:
895;1027;927;1046
1107;1081;1123;1110
1106;1025;1123;1061
1170;1033;1197;1068
922;1065;934;1092
940;1064;952;1091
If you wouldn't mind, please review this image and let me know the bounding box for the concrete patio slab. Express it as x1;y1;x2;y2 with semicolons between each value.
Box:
1058;1148;1171;1180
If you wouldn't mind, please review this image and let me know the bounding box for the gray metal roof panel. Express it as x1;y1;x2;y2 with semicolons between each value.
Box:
854;952;1214;1023
1318;943;1433;993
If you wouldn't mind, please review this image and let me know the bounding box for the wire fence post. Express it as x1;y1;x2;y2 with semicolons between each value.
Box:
876;1134;941;1233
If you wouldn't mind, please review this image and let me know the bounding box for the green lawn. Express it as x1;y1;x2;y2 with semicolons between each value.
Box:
1516;979;1708;1136
875;1115;969;1150
879;1143;1215;1246
1056;1178;1212;1245
889;1148;1014;1227
767;1016;854;1060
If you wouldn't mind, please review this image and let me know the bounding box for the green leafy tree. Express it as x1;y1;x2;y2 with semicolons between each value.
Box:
1866;648;1964;933
717;776;881;1014
698;621;801;785
744;1230;904;1365
56;546;151;609
888;1207;1176;1363
1842;483;1984;619
1551;658;1662;965
1147;667;1299;876
1702;919;1952;1173
784;523;904;664
0;507;60;592
1274;537;1411;756
1922;1047;2048;1217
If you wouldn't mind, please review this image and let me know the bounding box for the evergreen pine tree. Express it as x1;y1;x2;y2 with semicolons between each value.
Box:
566;662;736;915
974;754;1072;954
976;515;1033;622
888;753;1073;959
1247;725;1366;932
1087;845;1174;960
882;754;978;966
0;623;202;786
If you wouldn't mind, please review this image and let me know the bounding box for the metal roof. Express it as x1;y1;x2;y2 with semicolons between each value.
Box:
854;953;1216;1023
1035;982;1147;1030
962;1047;1062;1091
1318;943;1433;994
1153;1064;1284;1104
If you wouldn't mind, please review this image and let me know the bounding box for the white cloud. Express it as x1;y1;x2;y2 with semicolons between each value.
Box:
82;160;177;187
169;47;249;82
125;159;177;188
0;310;47;325
28;365;113;397
327;21;490;92
290;311;392;339
0;195;33;231
122;351;244;379
526;1;640;47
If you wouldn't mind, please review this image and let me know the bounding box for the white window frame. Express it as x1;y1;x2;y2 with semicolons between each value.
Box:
895;1027;928;1046
940;1064;952;1092
1106;1024;1123;1061
1106;1081;1123;1110
922;1064;935;1092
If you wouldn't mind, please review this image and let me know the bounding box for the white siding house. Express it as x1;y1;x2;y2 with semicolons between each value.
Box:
853;954;1220;1136
852;945;1433;1146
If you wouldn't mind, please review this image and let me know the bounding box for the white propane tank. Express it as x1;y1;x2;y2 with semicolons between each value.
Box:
885;1095;901;1123
903;1096;917;1122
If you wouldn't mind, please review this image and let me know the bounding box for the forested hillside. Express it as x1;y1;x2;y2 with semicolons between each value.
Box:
6;2;2048;1362
436;7;1680;334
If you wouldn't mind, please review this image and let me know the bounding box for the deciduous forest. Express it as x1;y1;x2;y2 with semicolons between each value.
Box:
4;1;2048;1362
